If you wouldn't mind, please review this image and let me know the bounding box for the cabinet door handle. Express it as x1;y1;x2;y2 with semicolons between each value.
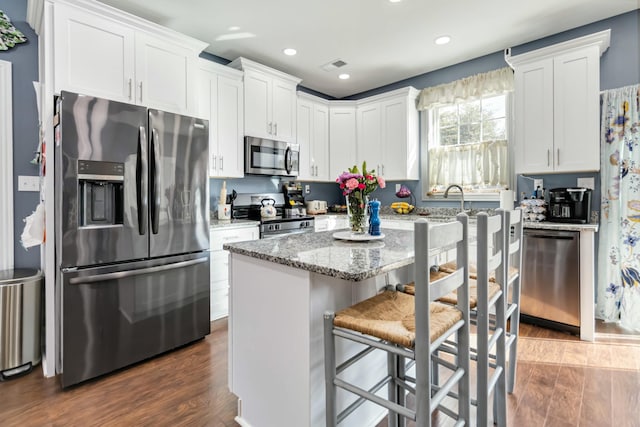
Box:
274;123;278;135
139;81;143;103
381;164;385;175
556;148;560;166
128;78;132;100
219;156;224;171
212;154;216;171
547;149;550;167
268;122;272;134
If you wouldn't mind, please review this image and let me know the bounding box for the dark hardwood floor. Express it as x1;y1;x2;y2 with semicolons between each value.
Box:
1;319;638;426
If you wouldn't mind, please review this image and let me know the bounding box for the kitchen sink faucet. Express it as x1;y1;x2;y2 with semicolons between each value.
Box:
444;184;465;212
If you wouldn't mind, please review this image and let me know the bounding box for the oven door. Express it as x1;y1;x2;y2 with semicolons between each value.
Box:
245;136;299;176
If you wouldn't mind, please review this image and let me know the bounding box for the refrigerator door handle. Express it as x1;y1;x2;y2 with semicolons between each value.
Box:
136;126;148;235
150;128;161;234
68;257;208;285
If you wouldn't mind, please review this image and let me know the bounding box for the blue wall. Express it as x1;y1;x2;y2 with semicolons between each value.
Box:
2;0;40;268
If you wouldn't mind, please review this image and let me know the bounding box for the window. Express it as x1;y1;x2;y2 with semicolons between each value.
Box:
417;67;514;199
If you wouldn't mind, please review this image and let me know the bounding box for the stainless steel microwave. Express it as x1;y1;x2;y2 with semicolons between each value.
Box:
245;136;299;177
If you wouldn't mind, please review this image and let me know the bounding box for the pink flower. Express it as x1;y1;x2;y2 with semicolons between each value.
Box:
377;176;386;189
345;178;360;190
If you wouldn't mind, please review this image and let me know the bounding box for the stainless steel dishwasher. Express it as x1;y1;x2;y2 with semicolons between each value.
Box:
521;228;580;334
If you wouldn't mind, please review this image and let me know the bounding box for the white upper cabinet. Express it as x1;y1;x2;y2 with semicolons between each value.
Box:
510;30;610;174
52;0;207;115
329;104;357;180
356;87;419;180
297;93;329;181
229;57;301;143
197;59;245;178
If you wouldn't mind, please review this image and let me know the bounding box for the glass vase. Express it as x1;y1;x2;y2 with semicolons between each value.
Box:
346;193;369;234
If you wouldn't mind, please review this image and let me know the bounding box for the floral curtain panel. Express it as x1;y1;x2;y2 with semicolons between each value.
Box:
0;10;27;51
597;84;640;331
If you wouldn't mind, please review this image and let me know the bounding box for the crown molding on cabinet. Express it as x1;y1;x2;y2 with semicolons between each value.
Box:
29;0;208;53
505;29;611;68
229;57;302;86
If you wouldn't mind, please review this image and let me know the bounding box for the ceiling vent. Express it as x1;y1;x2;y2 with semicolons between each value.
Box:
321;59;347;72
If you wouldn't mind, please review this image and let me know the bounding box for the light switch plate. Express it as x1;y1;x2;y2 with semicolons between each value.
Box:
577;177;595;190
305;184;310;194
395;184;401;192
18;175;40;192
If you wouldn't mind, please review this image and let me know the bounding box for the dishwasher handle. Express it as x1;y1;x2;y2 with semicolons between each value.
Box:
526;234;576;240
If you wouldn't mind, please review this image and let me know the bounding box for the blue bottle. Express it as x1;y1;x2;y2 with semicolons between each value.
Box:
368;199;381;236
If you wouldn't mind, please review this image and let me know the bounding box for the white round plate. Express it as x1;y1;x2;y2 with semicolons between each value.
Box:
332;231;385;241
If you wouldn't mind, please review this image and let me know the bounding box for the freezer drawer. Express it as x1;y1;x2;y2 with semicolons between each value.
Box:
521;229;580;331
60;252;210;387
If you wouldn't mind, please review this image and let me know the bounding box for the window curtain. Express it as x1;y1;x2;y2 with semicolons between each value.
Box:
419;67;513;193
428;140;508;193
596;84;640;331
417;67;513;111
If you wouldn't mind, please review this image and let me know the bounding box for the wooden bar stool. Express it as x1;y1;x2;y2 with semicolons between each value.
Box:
397;212;508;426
323;213;471;427
500;209;523;393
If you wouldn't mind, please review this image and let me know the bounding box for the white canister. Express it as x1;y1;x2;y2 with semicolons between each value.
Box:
499;190;514;210
217;204;231;220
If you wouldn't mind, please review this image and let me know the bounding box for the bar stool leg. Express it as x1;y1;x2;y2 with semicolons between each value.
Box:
324;312;337;427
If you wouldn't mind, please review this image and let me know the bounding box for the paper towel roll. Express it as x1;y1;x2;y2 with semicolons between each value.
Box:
500;190;514;210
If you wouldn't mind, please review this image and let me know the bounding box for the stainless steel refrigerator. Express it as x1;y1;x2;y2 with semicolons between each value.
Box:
54;91;210;387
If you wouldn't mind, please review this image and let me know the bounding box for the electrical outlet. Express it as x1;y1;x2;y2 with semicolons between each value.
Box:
577;177;594;190
395;184;401;192
304;184;310;194
533;179;543;191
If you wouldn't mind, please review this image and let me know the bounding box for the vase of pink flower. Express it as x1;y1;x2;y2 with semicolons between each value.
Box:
336;161;386;234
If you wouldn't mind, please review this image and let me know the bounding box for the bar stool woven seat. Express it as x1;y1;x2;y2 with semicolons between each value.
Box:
400;278;501;309
333;290;462;348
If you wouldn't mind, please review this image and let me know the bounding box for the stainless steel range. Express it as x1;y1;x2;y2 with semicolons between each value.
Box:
232;193;314;238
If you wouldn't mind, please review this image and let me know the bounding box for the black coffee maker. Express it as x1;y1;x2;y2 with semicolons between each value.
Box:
547;187;592;223
282;182;306;217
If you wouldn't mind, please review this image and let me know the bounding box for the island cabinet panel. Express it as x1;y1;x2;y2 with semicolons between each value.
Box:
53;0;206;115
229;255;392;427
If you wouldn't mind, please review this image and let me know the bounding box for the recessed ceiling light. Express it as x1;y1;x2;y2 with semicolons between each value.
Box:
228;26;240;31
338;74;350;80
389;0;402;3
283;48;297;56
435;35;451;45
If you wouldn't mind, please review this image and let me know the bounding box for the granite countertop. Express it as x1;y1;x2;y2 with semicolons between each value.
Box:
522;221;599;232
210;218;260;230
224;229;416;281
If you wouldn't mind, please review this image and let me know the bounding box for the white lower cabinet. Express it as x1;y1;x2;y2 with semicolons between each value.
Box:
210;225;259;320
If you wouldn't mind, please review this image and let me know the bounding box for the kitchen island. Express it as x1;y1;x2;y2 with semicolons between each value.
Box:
224;229;417;427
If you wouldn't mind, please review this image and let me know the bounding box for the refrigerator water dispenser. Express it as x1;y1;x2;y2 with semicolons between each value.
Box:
78;160;124;227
